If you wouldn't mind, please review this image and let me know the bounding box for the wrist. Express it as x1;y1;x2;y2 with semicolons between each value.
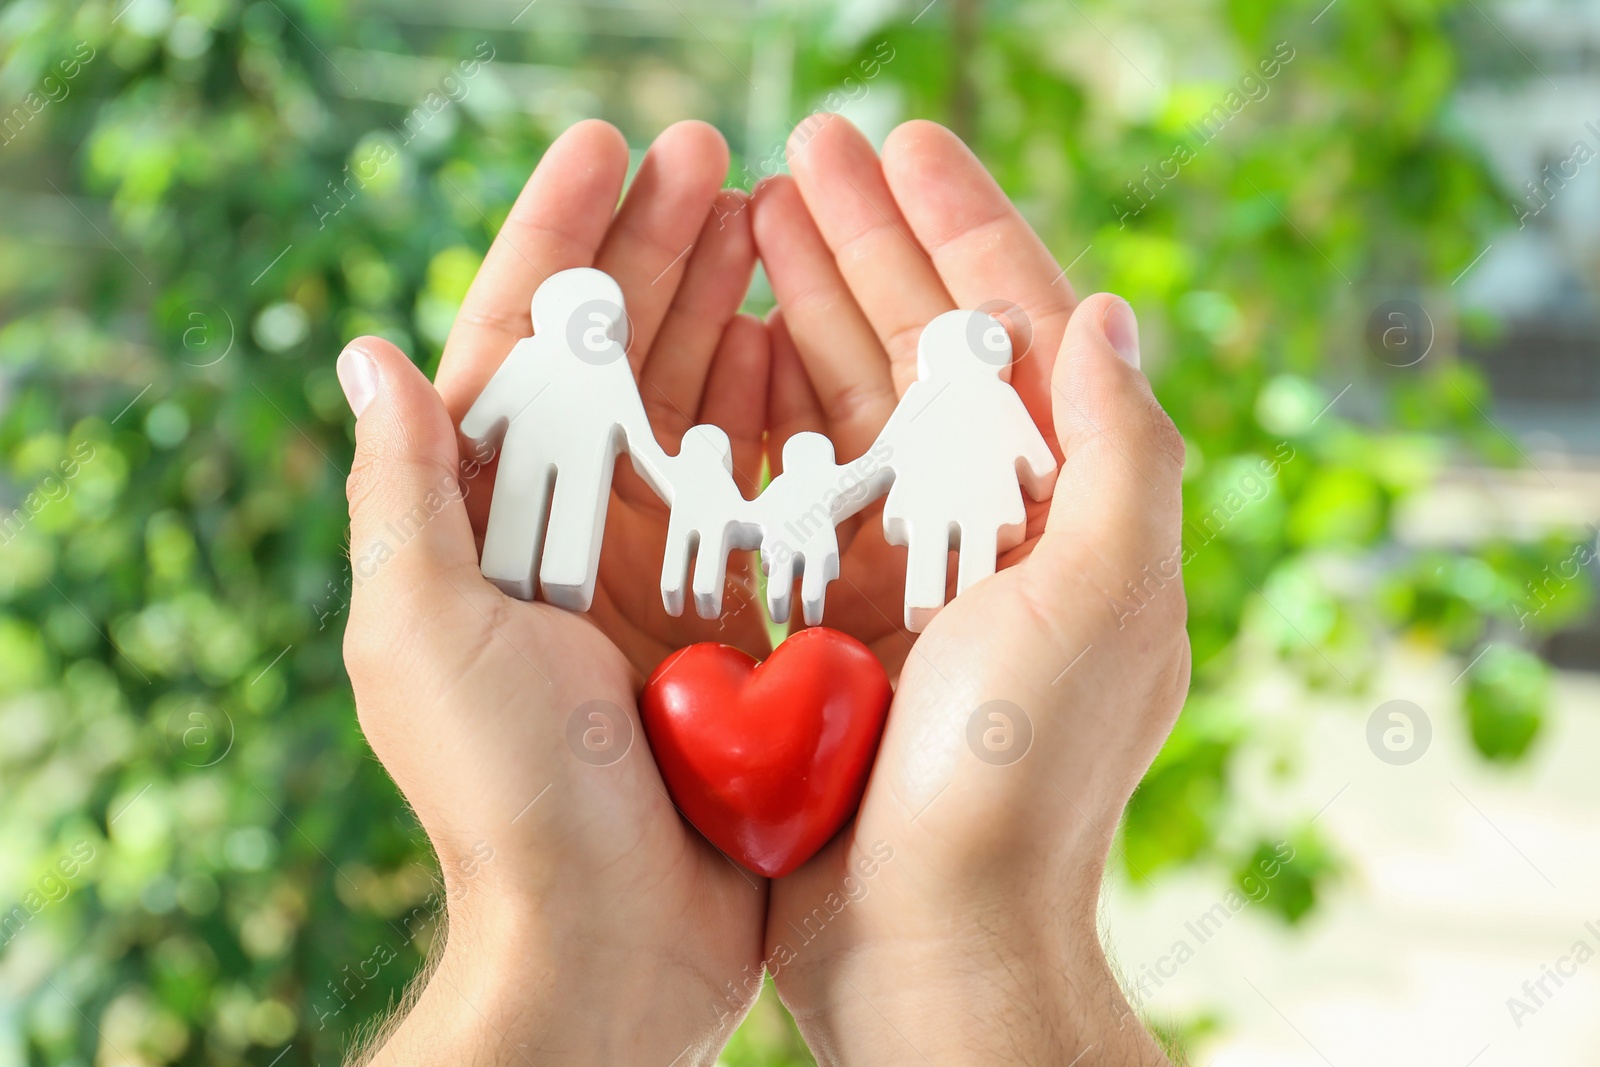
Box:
366;888;745;1066
781;912;1163;1067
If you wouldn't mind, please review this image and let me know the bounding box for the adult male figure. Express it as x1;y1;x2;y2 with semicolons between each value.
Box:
460;267;670;609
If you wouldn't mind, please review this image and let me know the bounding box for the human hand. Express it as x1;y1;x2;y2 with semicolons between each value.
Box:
753;117;1188;1064
754;118;1069;679
338;336;767;1064
336;121;772;1065
437;119;773;677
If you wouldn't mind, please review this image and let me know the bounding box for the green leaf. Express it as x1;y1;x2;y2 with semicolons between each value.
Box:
1464;644;1548;761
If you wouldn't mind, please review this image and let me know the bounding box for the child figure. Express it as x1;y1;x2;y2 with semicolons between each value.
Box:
658;425;759;619
753;432;867;627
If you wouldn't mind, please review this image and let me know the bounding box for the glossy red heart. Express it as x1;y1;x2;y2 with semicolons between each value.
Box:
640;627;891;878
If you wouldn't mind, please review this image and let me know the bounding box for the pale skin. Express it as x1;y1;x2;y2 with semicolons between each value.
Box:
337;116;1187;1065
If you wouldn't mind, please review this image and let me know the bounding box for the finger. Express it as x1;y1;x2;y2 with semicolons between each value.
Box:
751;175;896;461
697;313;770;498
1035;296;1184;588
638;189;757;447
436;119;629;420
764;310;826;480
594;120;731;375
786;114;953;393
881;120;1077;437
339;337;482;620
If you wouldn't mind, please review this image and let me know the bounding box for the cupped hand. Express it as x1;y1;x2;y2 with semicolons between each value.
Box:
753;118;1078;679
753;117;1189;1064
340;337;767;1064
437;119;773;677
338;120;773;1065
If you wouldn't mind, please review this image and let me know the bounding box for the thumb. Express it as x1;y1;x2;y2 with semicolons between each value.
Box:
1034;294;1185;596
338;337;480;614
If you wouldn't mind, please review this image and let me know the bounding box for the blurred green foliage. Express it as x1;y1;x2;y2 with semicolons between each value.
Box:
0;0;1587;1064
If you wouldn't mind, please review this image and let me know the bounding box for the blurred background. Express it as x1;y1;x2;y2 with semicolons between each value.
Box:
2;0;1597;1063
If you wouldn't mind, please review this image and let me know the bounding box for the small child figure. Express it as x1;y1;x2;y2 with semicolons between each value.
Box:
658;425;758;619
753;432;861;627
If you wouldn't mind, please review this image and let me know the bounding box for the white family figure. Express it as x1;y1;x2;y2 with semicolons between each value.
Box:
870;309;1059;631
657;424;759;619
460;268;1058;631
750;431;860;627
655;428;871;627
460;267;669;609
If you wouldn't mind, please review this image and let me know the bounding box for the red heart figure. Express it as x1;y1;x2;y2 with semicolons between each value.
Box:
640;627;891;878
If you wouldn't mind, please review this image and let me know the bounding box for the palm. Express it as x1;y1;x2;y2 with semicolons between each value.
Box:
467;589;763;967
347;496;766;1024
764;561;1064;991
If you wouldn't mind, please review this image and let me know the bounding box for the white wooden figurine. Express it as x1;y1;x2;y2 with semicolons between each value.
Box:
657;424;759;619
750;432;851;627
460;269;1058;632
459;267;669;609
869;309;1058;631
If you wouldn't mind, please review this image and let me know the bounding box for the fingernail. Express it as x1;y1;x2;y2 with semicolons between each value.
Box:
1104;297;1140;369
337;345;379;417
